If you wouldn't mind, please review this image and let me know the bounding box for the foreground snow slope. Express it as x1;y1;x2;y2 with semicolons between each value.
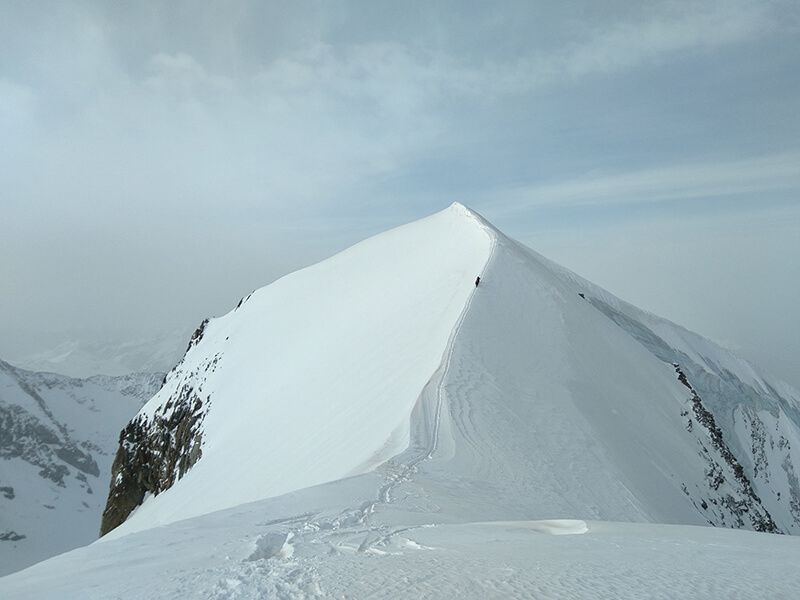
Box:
0;360;161;575
3;488;800;599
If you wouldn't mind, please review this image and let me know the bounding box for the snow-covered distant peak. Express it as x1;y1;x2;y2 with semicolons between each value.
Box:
3;329;191;379
0;360;162;575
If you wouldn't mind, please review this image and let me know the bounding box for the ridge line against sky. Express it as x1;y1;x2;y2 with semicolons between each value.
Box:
0;0;798;387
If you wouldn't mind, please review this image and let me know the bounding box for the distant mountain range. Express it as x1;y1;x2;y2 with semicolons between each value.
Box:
0;359;162;575
2;330;190;379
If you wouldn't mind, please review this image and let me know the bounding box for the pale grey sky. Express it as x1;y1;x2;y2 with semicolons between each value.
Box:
1;1;798;386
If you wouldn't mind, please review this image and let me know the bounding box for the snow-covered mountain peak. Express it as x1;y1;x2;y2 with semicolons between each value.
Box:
446;200;502;234
99;205;800;545
102;205;494;535
444;200;482;220
6;205;800;597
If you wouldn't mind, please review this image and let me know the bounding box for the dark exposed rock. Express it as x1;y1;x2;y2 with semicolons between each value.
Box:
235;291;254;311
0;403;98;485
186;319;209;354
101;324;220;536
0;486;14;500
0;404;59;450
38;464;69;487
0;531;25;542
100;384;208;535
54;447;99;477
674;364;779;533
782;454;800;521
746;411;769;480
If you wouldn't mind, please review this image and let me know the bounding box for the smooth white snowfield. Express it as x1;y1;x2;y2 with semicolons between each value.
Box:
4;203;800;597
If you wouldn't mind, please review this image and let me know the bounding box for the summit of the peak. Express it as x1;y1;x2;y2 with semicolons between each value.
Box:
445;201;474;216
441;202;499;238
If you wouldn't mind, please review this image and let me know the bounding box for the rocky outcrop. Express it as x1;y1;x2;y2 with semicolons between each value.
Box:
583;295;799;533
0;404;98;486
675;363;778;532
100;384;208;535
100;323;219;536
186;319;209;353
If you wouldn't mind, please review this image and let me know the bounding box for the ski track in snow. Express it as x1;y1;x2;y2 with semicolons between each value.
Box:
427;229;498;464
363;217;497;542
217;209;800;598
228;218;499;596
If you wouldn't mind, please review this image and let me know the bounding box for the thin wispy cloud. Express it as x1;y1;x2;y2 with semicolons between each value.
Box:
481;152;800;212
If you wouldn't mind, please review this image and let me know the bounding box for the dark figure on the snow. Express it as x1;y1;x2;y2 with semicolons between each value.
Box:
475;276;481;287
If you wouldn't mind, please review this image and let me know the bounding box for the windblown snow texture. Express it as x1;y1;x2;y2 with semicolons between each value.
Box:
4;203;800;597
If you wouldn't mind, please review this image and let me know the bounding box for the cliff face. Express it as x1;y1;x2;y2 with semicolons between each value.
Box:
100;322;212;535
100;385;207;535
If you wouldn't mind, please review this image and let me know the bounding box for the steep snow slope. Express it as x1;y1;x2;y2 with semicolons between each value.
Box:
103;204;491;534
0;360;162;575
402;220;792;532
105;203;800;540
533;248;800;531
